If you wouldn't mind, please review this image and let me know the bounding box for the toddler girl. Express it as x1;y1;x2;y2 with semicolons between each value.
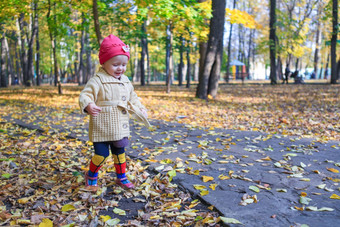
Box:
79;34;150;191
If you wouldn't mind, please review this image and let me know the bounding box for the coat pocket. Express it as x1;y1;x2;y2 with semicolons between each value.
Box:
91;106;120;138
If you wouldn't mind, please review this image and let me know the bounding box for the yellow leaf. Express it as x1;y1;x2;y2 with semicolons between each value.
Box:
331;178;340;183
113;208;126;215
202;176;214;182
100;215;111;222
294;206;304;211
261;156;272;161
200;190;209;196
61;204;76;212
327;168;339;173
209;184;218;190
330;194;340;200
193;170;200;175
218;174;230;180
39;219;53;227
150;215;161;220
18;197;30;204
301;192;307;197
193;184;206;190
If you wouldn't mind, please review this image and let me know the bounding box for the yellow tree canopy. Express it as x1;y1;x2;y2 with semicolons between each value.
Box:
226;8;261;29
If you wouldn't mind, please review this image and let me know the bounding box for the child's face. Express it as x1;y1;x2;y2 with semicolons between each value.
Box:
102;55;128;78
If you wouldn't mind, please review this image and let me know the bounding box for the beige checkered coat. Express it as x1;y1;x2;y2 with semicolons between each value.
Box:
79;68;150;142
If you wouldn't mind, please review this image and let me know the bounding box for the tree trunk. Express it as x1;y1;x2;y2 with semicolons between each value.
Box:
85;31;92;83
166;23;173;93
78;15;86;85
331;0;338;84
269;0;277;84
313;6;321;80
48;0;62;94
133;42;139;82
146;27;151;84
140;21;147;86
93;0;102;46
186;41;191;88
226;0;236;83
4;35;14;86
247;29;254;79
36;4;40;86
196;0;226;99
0;37;7;87
18;14;28;86
178;36;184;86
27;1;38;86
15;40;22;84
325;53;330;79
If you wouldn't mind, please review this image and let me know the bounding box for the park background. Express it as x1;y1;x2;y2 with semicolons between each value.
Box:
1;0;340;93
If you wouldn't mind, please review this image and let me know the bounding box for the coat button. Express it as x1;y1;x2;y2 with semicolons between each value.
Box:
123;123;128;129
122;96;126;101
122;110;127;114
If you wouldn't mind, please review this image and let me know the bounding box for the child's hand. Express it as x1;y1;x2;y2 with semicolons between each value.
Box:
141;108;148;118
85;103;102;116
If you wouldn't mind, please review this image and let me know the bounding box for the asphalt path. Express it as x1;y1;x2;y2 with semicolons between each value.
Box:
2;103;340;227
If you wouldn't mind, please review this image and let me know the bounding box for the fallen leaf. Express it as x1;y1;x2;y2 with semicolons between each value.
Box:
39;218;53;227
61;204;76;212
202;176;214;182
330;194;340;200
249;186;260;193
327;168;339;173
113;208;126;215
220;217;242;224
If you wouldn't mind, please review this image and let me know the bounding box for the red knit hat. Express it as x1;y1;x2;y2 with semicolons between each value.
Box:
99;34;130;64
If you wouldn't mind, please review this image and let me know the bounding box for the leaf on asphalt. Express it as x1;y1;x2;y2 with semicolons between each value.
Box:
202;176;214;182
209;184;218;190
299;196;312;205
106;218;120;226
220;217;242;224
113;208;126;216
193;184;207;190
218;174;230;180
327;168;339;173
249;186;260;193
100;215;111;222
200;190;209;196
330;194;340;200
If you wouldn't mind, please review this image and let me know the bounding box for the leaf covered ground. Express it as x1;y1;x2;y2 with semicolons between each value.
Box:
0;83;339;226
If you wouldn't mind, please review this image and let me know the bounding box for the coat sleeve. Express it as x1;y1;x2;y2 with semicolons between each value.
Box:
128;81;147;111
79;77;100;114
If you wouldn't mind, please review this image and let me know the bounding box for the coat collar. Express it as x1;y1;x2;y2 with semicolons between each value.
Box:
96;67;130;83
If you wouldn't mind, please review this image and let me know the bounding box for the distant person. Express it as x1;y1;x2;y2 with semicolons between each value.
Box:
79;34;150;191
311;71;316;79
283;64;290;84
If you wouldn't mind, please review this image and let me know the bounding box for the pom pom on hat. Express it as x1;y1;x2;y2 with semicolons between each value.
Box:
99;34;130;64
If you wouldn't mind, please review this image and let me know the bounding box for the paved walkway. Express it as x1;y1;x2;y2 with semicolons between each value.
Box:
2;102;340;227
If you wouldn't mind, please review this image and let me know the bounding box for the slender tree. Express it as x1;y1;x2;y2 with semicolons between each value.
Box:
93;0;102;46
331;0;338;84
140;20;147;86
269;0;277;84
